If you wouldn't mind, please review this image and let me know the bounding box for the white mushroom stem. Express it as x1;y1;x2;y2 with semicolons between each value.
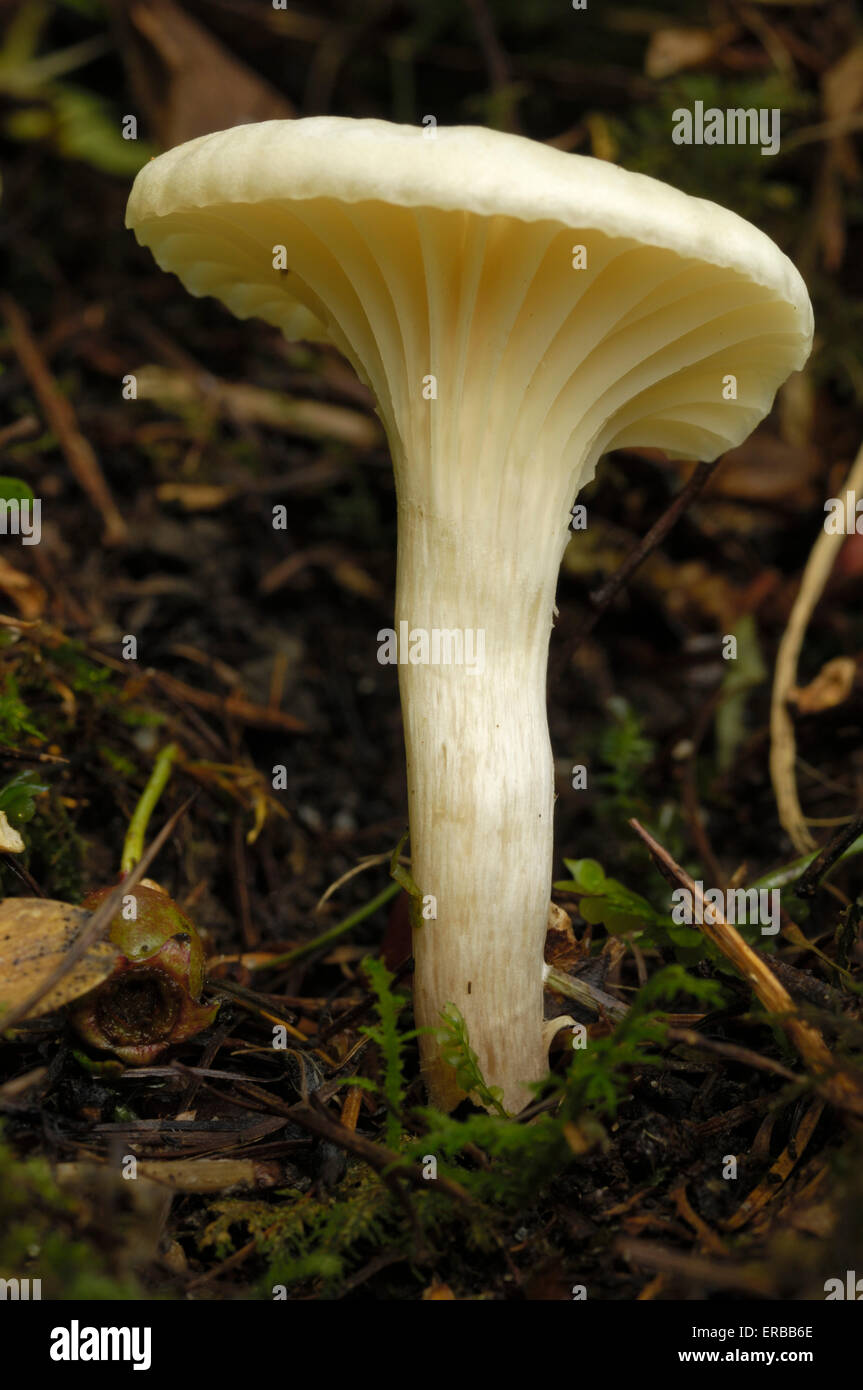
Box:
395;458;582;1113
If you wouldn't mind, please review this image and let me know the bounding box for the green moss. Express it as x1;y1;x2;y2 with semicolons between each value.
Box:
0;1130;143;1300
196;964;724;1297
0;672;43;744
22;790;86;901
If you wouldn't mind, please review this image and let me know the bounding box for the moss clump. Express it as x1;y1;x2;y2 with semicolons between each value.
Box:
0;1129;143;1300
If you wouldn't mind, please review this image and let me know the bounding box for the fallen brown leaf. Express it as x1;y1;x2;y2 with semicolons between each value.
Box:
0;812;25;854
544;900;583;971
0;899;121;1019
156;483;238;512
113;0;295;148
0;556;47;619
790;655;857;713
422;1280;456;1300
645;26;730;80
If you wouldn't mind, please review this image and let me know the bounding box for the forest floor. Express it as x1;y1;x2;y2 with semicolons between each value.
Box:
1;0;863;1301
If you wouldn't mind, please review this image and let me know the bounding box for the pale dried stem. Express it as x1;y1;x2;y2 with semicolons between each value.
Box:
770;438;863;852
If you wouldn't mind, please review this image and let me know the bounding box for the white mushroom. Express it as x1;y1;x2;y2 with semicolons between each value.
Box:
127;118;813;1113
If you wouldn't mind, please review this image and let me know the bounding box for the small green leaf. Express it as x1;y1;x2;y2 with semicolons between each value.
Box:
0;477;34;504
601;909;649;934
563;858;606;892
358;955;411;1147
667;925;705;948
0;769;50;825
437;1003;508;1116
389;828;423;929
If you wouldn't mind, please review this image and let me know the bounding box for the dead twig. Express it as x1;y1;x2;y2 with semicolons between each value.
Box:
0;744;68;765
665;1028;801;1083
198;1071;473;1206
0;415;39;449
618;1237;773;1296
543;963;629;1020
464;0;520;130
0;294;127;545
55;1157;282;1194
770;439;863;852
0;854;46;898
669;1181;728;1255
149;669;309;734
630;818;863;1120
88;646;308;734
723;1096;825;1231
300;1092;473;1206
796;813;863;897
313;955;414;1044
573;457;722;650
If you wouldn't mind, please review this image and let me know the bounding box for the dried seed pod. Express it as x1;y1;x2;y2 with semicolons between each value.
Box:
67;884;219;1064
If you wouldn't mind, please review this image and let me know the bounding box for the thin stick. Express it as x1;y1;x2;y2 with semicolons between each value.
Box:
629;817;863;1120
86;646;308;735
542;963;628;1020
300;1092;472;1205
665;1028;801;1083
253;881;401;972
315;852;409;912
0;295;127;545
770;439;863;852
139;666;307;734
0;854;46;898
573;457;721;650
0;415;39;448
200;1072;473;1205
796;813;863;898
0;745;68;765
464;0;518;127
314;955;414;1044
618;1238;773;1296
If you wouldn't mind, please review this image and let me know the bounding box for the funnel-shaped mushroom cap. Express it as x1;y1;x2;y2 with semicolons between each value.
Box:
127;117;812;487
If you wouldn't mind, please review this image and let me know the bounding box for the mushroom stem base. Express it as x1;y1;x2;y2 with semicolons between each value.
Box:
395;500;566;1113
